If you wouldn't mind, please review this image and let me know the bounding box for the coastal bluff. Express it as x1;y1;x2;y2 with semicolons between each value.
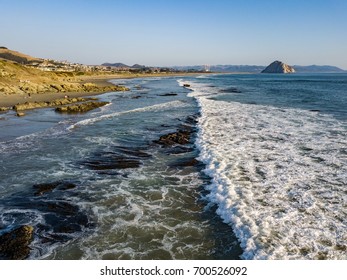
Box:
261;60;295;73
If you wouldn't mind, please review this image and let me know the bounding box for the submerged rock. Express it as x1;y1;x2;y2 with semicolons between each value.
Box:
0;225;34;260
83;158;141;170
33;181;76;196
81;146;151;172
219;87;242;93
158;93;178;96
169;157;201;168
0;178;93;257
164;146;194;155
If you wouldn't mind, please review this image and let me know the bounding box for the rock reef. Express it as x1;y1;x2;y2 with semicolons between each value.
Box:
154;130;191;146
81;146;151;173
55;101;109;113
0;225;34;260
11;97;110;114
13;97;90;111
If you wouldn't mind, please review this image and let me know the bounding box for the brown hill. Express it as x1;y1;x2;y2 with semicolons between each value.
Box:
0;47;43;64
0;58;127;96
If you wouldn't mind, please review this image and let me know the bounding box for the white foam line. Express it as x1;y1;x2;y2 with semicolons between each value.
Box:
68;100;188;130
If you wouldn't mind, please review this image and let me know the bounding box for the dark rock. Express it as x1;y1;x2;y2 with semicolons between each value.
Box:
219;87;242;93
33;181;76;196
154;130;191;146
10;199;91;237
81;146;150;171
184;115;198;125
83;159;141;170
131;95;142;99
164;146;194;155
169;158;201;168
158;93;178;96
0;178;94;259
0;225;34;260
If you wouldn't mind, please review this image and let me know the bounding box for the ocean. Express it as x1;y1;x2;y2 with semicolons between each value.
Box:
0;73;346;260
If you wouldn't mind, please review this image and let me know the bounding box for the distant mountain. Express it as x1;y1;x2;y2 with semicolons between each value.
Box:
210;65;265;73
131;64;146;69
293;65;345;73
101;62;147;69
102;62;130;68
172;64;345;73
261;60;295;73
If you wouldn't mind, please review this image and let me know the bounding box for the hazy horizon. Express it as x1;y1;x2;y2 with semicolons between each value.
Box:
1;0;347;69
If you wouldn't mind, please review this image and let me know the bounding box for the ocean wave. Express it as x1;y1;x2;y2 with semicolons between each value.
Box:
68;100;189;129
185;79;347;259
0;120;73;154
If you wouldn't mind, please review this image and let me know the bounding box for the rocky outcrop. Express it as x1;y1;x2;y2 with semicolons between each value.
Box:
16;112;25;117
13;97;91;111
0;106;10;112
154;130;191;146
1;81;120;95
261;60;295;73
0;225;34;260
12;97;110;115
55;101;109;113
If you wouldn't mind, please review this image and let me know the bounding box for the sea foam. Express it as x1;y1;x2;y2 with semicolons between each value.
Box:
68;100;189;130
182;79;347;259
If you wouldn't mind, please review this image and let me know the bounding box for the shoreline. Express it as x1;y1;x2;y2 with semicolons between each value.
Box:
0;72;206;108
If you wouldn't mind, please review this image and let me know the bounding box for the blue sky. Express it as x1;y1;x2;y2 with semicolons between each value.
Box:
1;0;347;68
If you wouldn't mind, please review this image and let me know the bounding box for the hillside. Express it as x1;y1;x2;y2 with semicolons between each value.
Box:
102;62;147;69
0;47;43;64
0;58;126;96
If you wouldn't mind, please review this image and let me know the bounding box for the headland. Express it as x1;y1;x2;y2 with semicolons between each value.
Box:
0;48;205;110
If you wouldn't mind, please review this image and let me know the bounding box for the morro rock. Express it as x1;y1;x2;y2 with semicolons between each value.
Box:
261;60;295;73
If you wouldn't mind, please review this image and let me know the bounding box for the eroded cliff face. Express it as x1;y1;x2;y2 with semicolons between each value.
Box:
261;60;295;73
